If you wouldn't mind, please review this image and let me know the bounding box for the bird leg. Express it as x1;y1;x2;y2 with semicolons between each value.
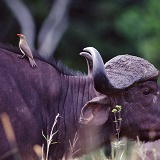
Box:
18;54;25;59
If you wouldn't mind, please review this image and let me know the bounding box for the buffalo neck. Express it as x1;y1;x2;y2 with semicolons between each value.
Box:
58;74;95;133
48;74;96;158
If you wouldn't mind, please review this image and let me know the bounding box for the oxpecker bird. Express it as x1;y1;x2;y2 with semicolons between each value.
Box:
17;34;37;68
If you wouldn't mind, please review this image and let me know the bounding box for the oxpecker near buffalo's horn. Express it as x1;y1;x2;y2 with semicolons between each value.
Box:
81;47;119;94
17;34;37;68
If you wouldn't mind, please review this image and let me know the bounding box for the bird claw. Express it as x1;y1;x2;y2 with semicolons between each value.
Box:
31;63;37;68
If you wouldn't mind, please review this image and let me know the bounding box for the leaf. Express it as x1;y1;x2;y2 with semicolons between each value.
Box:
112;109;117;113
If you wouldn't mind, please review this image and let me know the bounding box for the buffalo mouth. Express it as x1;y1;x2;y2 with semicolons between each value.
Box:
121;128;160;142
137;129;160;142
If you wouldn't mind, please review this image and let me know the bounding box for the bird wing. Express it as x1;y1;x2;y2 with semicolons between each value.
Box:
20;41;34;59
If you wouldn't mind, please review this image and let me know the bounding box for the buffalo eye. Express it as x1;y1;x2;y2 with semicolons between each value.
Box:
139;81;158;96
143;88;150;96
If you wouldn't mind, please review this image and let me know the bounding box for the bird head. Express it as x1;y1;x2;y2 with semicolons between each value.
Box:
17;34;26;39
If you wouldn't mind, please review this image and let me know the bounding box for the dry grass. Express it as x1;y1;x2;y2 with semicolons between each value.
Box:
0;112;160;160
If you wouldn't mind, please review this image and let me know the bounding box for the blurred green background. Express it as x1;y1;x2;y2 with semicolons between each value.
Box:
0;0;160;73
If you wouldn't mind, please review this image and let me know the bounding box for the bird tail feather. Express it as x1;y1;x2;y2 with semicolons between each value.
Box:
29;58;37;68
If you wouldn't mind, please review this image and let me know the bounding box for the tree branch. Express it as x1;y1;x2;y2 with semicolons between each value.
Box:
3;0;36;49
38;0;71;59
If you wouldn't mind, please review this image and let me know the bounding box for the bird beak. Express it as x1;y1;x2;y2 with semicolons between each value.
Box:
17;34;21;37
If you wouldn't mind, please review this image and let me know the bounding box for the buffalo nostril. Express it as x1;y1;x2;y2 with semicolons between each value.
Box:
149;129;156;140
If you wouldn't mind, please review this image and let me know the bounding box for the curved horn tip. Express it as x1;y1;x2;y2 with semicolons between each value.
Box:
79;52;91;57
79;52;86;56
83;47;99;53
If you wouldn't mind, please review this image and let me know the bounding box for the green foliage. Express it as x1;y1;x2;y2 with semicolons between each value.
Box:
112;109;117;113
115;0;160;68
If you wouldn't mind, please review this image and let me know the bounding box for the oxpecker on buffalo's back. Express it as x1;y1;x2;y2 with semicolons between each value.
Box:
17;34;37;68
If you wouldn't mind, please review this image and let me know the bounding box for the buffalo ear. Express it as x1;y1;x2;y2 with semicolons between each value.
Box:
80;95;110;126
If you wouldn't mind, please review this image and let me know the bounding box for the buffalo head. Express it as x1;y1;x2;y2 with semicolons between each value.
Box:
79;47;160;148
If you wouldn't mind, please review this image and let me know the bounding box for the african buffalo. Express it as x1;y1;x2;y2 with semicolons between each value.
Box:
0;44;160;160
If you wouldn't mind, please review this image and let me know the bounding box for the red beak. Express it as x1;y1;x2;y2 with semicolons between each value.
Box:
17;34;21;37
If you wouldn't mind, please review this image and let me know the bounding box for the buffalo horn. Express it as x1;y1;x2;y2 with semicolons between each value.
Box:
81;47;118;94
80;52;93;75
